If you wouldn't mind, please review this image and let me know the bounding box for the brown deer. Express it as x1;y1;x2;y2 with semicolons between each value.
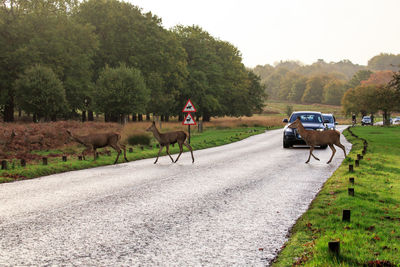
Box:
146;121;194;164
66;130;128;164
288;117;346;164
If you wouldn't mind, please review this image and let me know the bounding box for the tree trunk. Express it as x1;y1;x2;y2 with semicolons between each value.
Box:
33;114;38;123
146;113;150;121
165;114;169;122
203;111;211;122
51;114;57;121
132;113;137;122
160;115;165;121
178;113;184;121
138;114;143;121
3;92;14;122
88;110;94;121
82;111;87;122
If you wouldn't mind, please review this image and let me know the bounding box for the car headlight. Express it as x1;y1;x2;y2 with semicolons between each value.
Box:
316;128;324;131
285;128;293;133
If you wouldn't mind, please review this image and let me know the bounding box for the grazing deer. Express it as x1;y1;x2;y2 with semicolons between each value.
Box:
66;130;128;164
288;117;346;164
146;121;194;164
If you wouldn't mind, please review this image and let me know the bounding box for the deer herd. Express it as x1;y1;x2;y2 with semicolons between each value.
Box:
1;118;346;166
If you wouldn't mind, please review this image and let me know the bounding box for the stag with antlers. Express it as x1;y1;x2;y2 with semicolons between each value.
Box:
146;121;194;164
288;117;346;164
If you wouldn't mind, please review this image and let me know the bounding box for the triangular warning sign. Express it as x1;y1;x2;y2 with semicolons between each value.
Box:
182;113;197;125
182;99;197;112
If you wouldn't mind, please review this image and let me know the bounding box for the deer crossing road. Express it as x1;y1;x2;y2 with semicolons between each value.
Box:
0;127;351;266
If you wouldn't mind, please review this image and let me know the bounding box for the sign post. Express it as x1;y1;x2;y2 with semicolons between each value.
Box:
182;99;197;144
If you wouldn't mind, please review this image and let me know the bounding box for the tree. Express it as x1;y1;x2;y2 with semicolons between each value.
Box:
361;70;394;86
95;64;150;122
288;77;307;102
75;0;187;120
323;80;346;105
368;53;400;71
0;0;97;121
15;65;67;121
346;70;372;89
301;76;325;103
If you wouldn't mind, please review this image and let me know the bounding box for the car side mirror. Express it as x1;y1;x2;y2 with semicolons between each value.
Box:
335;122;338;125
324;120;330;123
282;118;288;123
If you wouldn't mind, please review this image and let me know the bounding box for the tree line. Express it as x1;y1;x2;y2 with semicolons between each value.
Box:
0;0;266;123
252;54;400;106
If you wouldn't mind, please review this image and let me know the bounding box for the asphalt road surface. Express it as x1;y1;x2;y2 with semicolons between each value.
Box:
0;127;351;266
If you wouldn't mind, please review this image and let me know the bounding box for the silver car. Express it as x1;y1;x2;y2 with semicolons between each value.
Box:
322;113;337;130
361;116;372;126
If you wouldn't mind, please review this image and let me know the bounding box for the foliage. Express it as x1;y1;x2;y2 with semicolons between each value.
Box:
127;134;151;146
95;64;150;119
367;53;400;71
15;65;67;121
323;80;346;105
285;105;293;117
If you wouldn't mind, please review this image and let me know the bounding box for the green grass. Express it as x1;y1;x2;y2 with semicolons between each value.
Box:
0;126;270;183
272;126;400;266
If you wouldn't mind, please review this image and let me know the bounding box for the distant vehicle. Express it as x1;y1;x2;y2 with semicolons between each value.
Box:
361;116;372;126
322;113;338;130
282;111;327;148
393;117;400;125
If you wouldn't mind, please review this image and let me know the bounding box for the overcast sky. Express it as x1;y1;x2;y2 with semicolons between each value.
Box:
128;0;400;68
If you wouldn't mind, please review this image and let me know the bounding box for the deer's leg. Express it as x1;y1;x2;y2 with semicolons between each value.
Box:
154;145;164;164
183;141;194;163
82;146;91;160
119;143;128;162
335;142;346;158
165;144;174;163
306;146;319;163
327;144;336;164
174;143;184;163
110;144;122;164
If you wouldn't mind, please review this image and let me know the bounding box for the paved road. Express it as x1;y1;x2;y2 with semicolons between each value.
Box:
0;127;351;266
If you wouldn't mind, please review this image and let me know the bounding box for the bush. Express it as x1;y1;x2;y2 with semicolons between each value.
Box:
127;134;151;146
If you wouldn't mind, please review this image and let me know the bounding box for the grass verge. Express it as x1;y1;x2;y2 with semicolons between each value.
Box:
0;126;278;183
272;126;400;266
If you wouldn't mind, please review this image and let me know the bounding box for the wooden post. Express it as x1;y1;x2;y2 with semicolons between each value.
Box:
95;152;99;159
342;210;351;222
348;188;354;196
357;154;361;160
349;164;354;172
188;125;191;144
1;160;7;170
21;159;26;167
78;155;83;161
328;241;340;256
349;177;354;184
355;160;359;167
42;157;48;165
62;155;67;162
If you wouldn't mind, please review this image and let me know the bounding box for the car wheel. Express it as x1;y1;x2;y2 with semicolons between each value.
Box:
283;140;291;148
320;145;328;149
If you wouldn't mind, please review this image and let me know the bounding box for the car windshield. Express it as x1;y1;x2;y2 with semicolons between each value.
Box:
363;116;370;119
323;115;334;123
289;113;323;123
